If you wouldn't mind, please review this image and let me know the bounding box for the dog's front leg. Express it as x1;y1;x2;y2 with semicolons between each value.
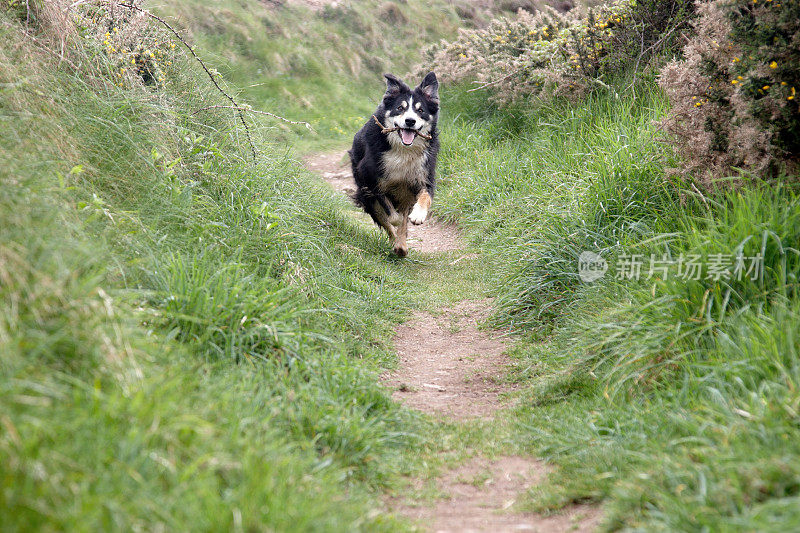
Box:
409;190;432;225
393;210;409;257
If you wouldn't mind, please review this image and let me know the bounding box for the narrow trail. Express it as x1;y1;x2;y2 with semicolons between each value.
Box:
303;151;601;533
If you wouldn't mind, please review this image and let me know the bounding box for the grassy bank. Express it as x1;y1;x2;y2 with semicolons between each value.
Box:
0;6;454;529
155;0;507;151
435;84;800;529
6;0;800;530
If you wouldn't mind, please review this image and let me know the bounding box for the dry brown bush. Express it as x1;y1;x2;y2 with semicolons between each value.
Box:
659;0;800;186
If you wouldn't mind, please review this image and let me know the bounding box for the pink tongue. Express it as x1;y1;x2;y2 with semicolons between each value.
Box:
400;129;416;145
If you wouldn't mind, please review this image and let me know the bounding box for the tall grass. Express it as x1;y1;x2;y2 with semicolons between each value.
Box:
0;9;431;530
437;84;687;328
436;81;800;529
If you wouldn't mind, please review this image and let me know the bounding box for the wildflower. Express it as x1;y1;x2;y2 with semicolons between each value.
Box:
789;87;796;101
731;79;738;84
769;61;777;69
732;57;739;63
781;81;787;86
763;85;770;90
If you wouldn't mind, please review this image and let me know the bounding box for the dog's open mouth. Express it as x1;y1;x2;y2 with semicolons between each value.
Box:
399;128;417;146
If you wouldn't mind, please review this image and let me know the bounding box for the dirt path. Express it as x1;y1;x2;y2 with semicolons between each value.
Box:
303;151;600;532
383;299;513;419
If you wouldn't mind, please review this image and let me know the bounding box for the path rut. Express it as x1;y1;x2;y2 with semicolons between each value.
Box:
303;151;600;532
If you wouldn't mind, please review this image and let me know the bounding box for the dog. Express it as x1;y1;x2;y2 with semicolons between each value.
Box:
348;71;440;257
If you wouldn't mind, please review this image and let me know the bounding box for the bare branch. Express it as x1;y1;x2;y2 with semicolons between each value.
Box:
466;71;517;93
111;2;264;159
192;105;314;131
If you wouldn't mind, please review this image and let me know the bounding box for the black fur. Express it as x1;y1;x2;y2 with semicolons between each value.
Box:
348;72;440;236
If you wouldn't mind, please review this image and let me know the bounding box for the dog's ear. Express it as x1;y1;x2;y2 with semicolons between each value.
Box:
384;73;409;97
417;71;439;104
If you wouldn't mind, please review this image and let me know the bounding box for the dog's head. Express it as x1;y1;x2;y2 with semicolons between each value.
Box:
381;72;439;147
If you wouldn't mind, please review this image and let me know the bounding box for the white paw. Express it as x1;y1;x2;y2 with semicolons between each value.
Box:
409;203;428;225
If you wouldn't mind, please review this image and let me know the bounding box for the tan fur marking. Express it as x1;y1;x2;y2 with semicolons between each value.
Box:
416;190;432;210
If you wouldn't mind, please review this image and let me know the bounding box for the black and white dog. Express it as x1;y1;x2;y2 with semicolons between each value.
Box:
349;72;440;257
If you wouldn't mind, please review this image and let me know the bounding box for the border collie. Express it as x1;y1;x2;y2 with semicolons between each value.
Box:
348;72;440;257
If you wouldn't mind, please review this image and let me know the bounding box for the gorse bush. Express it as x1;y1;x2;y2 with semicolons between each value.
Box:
77;5;177;88
660;0;800;184
425;0;695;103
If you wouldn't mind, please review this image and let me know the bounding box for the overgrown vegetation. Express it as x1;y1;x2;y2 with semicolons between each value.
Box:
0;3;453;529
5;0;800;530
426;0;694;102
660;0;800;183
428;0;800;527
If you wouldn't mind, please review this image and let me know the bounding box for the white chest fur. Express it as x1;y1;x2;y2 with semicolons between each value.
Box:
379;144;427;207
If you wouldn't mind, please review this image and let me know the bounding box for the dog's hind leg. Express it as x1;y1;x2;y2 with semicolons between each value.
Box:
393;210;409;258
355;186;398;240
377;195;402;227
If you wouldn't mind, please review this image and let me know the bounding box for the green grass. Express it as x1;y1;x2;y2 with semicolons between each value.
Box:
0;8;464;529
6;1;800;530
154;0;494;151
434;82;800;530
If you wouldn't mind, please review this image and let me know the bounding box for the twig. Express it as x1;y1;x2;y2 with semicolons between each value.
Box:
192;105;314;131
466;71;516;93
371;115;432;140
112;2;260;160
625;18;685;94
690;181;710;210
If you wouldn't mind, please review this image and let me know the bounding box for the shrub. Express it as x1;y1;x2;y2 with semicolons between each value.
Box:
424;0;695;103
659;0;800;185
74;4;178;88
